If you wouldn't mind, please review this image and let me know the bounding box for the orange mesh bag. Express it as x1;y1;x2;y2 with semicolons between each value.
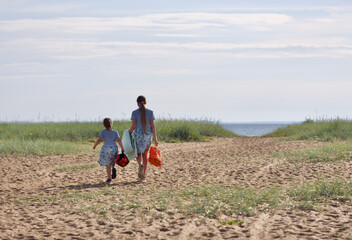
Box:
148;146;162;167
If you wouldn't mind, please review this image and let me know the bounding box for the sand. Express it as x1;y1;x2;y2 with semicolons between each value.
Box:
1;137;352;239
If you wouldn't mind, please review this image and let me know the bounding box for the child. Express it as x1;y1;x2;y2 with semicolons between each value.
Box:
93;118;125;183
129;95;158;181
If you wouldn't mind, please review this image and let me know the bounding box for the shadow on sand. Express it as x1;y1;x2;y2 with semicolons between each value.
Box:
42;180;142;192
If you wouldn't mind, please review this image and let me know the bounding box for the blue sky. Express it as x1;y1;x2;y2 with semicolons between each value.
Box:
1;0;352;122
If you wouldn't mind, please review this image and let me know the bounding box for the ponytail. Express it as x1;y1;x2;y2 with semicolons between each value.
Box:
137;96;147;134
140;103;147;134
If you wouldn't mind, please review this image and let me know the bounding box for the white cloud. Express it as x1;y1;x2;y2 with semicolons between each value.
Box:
1;3;352;122
0;62;42;68
0;13;291;33
200;5;352;13
3;38;351;60
19;4;82;13
0;74;71;80
8;38;351;50
1;10;351;59
122;66;211;75
143;12;291;25
155;33;200;38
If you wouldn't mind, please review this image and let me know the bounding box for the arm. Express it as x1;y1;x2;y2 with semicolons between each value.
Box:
129;120;136;134
117;138;125;153
150;120;158;146
93;137;103;149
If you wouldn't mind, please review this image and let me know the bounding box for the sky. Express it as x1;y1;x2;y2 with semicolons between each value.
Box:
1;0;352;122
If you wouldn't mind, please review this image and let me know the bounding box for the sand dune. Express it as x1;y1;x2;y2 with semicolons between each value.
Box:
1;137;352;239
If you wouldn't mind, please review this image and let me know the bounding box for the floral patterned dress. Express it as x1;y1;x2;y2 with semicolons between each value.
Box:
97;129;119;166
133;128;152;154
98;145;118;166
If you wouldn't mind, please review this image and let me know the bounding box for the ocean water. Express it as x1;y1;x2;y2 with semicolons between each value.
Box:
221;122;298;137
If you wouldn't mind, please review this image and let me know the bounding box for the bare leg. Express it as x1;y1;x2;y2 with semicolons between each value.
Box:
142;150;149;175
136;153;142;166
106;166;112;179
137;153;144;180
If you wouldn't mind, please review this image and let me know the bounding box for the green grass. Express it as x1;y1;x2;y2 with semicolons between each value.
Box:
265;119;352;141
175;185;281;218
274;141;352;163
0;120;235;143
0;120;236;156
287;179;352;206
0;121;131;142
156;119;236;142
219;220;244;226
16;179;352;220
55;163;97;172
0;139;90;156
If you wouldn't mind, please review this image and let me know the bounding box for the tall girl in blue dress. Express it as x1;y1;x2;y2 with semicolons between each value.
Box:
93;118;125;183
129;96;158;180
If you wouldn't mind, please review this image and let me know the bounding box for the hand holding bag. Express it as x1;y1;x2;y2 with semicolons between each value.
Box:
148;146;162;167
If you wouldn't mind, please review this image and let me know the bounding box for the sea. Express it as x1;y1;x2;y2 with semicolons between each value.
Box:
221;122;300;137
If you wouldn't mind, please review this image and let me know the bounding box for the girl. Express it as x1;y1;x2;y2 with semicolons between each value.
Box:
93;118;125;183
129;95;158;181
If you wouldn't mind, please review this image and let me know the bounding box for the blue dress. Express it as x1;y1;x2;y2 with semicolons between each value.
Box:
97;130;120;166
131;109;155;153
133;128;153;154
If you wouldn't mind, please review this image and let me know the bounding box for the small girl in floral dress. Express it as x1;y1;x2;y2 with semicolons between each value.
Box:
93;118;125;183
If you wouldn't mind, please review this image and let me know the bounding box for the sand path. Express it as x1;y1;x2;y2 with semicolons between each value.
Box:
1;137;352;239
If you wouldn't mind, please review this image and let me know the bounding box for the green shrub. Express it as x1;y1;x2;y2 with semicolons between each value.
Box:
0;139;89;156
156;119;236;142
287;179;352;203
275;141;352;163
0;119;236;155
265;119;352;141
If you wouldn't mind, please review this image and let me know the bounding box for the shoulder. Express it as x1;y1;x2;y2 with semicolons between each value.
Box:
111;130;119;137
132;109;140;115
131;109;140;119
98;129;106;137
146;109;155;116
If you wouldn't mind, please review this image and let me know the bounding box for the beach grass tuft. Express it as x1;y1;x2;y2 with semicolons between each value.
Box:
156;119;236;142
16;178;352;219
265;118;352;141
176;185;281;217
273;141;352;163
0;139;90;156
0;121;130;142
0;119;236;156
55;163;97;172
286;178;352;206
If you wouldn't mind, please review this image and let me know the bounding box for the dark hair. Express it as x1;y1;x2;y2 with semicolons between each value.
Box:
137;95;147;134
103;118;112;129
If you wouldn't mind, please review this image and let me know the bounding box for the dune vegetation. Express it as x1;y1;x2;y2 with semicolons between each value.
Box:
265;118;352;141
0;120;237;156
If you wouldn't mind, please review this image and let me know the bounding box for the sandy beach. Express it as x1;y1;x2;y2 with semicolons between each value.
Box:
1;137;352;239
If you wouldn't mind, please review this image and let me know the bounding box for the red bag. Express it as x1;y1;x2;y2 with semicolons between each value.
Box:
115;153;129;167
148;146;162;167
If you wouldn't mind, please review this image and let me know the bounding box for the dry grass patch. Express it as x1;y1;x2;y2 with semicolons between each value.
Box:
14;178;352;220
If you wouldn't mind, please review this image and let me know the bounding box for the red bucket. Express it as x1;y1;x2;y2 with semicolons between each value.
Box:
116;153;129;167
